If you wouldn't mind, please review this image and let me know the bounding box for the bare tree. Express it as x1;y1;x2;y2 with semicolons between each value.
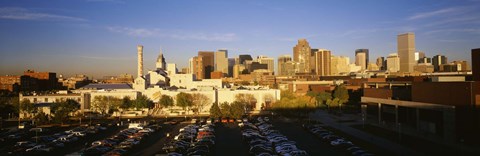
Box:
235;93;256;111
192;93;211;115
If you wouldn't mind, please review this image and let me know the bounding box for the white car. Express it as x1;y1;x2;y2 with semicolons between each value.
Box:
330;138;353;146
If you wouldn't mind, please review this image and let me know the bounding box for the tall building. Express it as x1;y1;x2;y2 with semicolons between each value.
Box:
257;55;275;73
277;55;292;76
23;70;57;91
192;56;204;80
418;57;432;64
355;49;369;69
376;57;385;70
293;39;312;73
0;75;21;92
331;56;350;75
310;48;319;73
432;55;447;72
415;51;425;62
198;51;215;79
314;49;331;76
137;45;144;78
387;53;400;72
239;55;253;65
472;48;480;81
452;60;468;71
228;58;235;77
397;33;416;73
156;49;166;70
233;64;246;79
284;61;300;76
355;52;367;70
215;50;229;76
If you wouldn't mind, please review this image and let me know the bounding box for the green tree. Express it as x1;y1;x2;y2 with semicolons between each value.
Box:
316;92;332;106
120;96;132;110
192;93;211;115
51;99;80;125
306;91;318;104
33;111;49;125
159;95;174;108
132;95;153;110
176;92;193;111
333;85;349;105
92;96;109;115
220;102;232;118
209;102;222;119
230;101;245;119
19;99;35;118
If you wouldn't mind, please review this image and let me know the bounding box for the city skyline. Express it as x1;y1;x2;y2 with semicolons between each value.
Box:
1;0;480;77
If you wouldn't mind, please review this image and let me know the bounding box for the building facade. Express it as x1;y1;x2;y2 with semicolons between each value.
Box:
293;39;312;73
397;33;416;73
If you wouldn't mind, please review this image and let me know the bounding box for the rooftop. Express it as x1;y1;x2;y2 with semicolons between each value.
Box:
80;83;132;90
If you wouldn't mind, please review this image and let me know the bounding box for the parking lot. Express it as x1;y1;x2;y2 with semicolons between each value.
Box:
1;116;386;156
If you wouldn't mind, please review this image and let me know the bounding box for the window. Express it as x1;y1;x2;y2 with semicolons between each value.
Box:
45;98;48;102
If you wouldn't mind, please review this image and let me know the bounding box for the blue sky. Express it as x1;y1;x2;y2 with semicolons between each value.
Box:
1;0;479;78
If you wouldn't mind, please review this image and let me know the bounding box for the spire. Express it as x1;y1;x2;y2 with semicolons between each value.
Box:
156;47;166;70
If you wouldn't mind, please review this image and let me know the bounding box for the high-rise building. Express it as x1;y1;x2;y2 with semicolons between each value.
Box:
310;48;319;73
215;49;229;76
257;55;275;73
228;58;235;77
397;33;416;73
239;55;253;65
355;52;367;70
284;61;300;76
137;45;144;78
198;51;215;79
156;49;166;70
355;49;369;69
192;56;204;80
376;57;385;70
415;51;425;62
432;55;447;72
418;57;432;64
233;64;246;79
367;63;380;71
277;55;292;76
293;39;312;73
472;48;480;81
387;53;400;72
314;49;331;76
331;56;350;75
452;60;468;71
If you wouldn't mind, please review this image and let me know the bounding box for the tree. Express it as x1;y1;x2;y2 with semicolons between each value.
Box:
220;102;231;118
132;95;153;110
333;85;349;105
19;99;35;118
192;93;211;115
33;111;49;125
209;102;222;119
235;93;256;111
51;99;80;125
176;92;193;112
230;101;245;119
159;95;174;108
306;91;318;104
316;92;332;106
120;96;132;110
92;96;109;115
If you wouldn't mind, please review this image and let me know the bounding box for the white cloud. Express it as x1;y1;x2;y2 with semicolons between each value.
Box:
408;7;463;20
107;26;238;42
0;7;86;21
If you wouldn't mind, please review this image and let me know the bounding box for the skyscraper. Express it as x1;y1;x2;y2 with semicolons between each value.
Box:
239;55;253;65
355;49;369;70
376;57;385;70
192;56;204;80
397;33;416;73
228;58;235;77
472;48;480;81
387;53;400;72
277;55;292;76
198;51;215;79
314;49;331;76
137;45;143;78
355;52;367;70
215;49;228;76
293;39;312;73
415;51;425;62
331;56;350;75
432;55;447;72
257;55;275;73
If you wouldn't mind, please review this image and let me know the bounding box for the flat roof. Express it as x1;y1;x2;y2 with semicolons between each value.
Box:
80;83;132;90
